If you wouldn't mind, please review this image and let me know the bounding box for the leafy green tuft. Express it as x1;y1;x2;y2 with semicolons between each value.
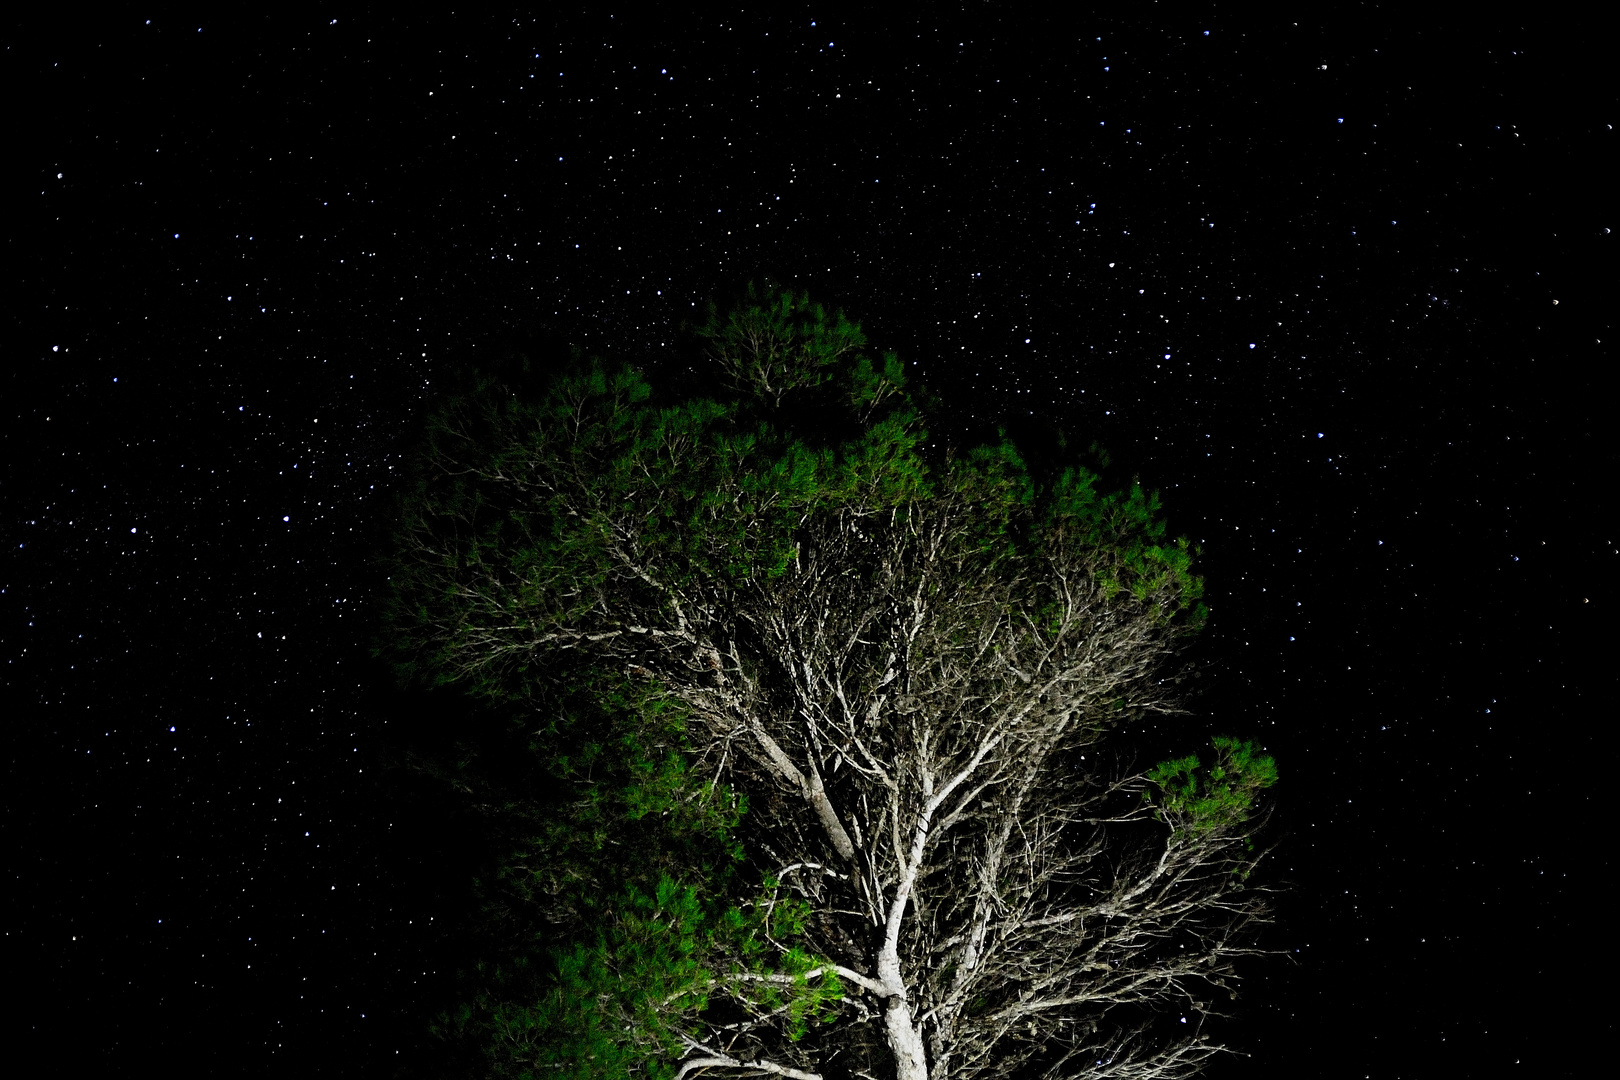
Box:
1147;736;1279;841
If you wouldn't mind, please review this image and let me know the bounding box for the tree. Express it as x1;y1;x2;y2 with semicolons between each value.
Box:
379;283;1279;1079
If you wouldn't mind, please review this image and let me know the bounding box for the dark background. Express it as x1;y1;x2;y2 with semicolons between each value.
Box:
7;7;1612;1076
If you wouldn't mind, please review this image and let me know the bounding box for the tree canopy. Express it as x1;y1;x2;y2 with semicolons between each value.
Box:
376;283;1278;1080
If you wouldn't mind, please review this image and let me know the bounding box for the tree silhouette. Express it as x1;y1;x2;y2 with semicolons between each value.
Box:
378;283;1279;1079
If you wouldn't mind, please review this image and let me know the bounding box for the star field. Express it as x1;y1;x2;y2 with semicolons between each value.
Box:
8;9;1613;1077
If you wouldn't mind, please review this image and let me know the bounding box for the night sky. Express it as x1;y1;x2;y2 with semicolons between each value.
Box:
9;9;1613;1077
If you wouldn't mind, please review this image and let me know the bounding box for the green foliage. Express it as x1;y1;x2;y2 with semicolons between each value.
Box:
498;676;749;915
407;665;854;1078
1041;467;1206;628
445;871;843;1080
374;299;938;705
1147;736;1279;841
398;673;759;1075
374;282;1208;709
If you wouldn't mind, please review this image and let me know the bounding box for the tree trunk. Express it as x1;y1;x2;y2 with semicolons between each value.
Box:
884;995;929;1080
